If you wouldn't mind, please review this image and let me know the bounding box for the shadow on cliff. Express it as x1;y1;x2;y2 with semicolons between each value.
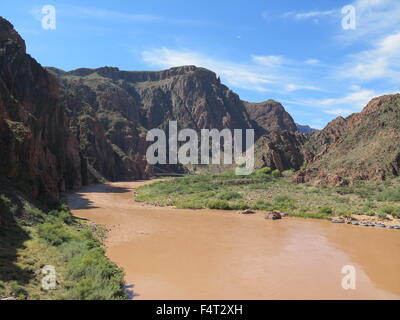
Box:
81;183;133;194
0;199;33;286
67;183;132;211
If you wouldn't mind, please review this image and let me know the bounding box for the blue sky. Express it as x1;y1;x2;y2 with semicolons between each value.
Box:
2;0;400;128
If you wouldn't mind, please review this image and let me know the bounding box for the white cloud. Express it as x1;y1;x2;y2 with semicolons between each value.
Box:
304;59;320;65
142;47;274;92
282;9;336;21
283;88;381;117
339;31;400;81
318;89;381;116
286;84;323;92
337;0;400;42
319;89;377;106
141;48;325;94
294;10;335;20
324;108;355;116
251;55;285;67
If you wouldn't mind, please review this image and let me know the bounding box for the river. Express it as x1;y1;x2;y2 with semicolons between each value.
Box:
67;181;400;300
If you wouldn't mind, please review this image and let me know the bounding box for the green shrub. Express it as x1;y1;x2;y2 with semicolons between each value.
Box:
38;222;72;246
376;189;400;201
0;194;18;214
271;169;282;178
253;199;272;210
380;205;400;217
65;248;126;300
10;283;28;298
47;210;73;224
318;206;333;215
274;195;292;203
206;199;231;210
377;212;387;219
173;199;203;209
216;191;242;200
255;167;271;175
230;202;250;210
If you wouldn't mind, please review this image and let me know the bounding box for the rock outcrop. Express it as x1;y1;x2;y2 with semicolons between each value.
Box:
296;123;317;134
0;17;82;202
51;66;300;178
254;94;400;186
297;94;400;185
294;94;400;185
254;130;307;171
244;100;297;137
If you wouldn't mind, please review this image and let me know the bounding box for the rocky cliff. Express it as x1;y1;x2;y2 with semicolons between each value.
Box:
295;94;400;185
255;94;400;185
244;100;298;137
296;123;317;134
0;17;82;202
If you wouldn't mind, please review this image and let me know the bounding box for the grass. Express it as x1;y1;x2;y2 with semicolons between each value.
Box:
135;168;400;220
0;192;126;300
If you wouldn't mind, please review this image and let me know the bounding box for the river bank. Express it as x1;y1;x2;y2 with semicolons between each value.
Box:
67;180;400;300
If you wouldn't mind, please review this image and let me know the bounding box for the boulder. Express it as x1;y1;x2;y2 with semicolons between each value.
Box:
265;211;282;220
238;209;255;215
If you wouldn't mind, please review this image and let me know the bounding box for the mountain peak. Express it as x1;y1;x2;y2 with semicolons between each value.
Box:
0;16;26;54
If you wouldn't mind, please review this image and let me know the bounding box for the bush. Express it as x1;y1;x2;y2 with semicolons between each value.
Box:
255;167;271;175
65;248;126;300
380;205;400;217
230;202;250;210
38;222;72;246
271;169;282;178
376;189;400;201
10;283;28;298
206;199;231;210
47;210;73;224
318;206;333;215
274;195;292;203
173;199;203;209
216;191;242;201
377;212;387;219
253;199;272;210
0;194;18;225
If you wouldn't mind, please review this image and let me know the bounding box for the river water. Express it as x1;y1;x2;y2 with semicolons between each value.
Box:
67;181;400;300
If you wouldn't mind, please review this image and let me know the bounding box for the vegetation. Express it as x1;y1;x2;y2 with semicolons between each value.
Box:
136;168;400;221
0;193;126;300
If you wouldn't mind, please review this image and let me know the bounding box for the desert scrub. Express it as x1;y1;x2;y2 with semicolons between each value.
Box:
135;171;400;221
380;205;400;218
376;188;400;202
0;194;126;300
271;169;282;178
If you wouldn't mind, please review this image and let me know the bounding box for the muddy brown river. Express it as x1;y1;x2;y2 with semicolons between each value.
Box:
67;181;400;300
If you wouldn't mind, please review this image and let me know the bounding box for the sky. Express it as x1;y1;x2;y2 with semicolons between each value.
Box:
2;0;400;129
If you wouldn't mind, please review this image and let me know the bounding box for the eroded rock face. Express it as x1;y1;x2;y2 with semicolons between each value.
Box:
294;94;400;185
244;100;298;137
254;131;307;171
49;65;271;179
0;17;82;202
